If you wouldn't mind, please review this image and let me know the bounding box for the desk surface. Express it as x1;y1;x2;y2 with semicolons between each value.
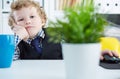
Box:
0;60;120;79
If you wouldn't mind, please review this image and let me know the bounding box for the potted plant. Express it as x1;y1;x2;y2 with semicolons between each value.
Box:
46;0;108;79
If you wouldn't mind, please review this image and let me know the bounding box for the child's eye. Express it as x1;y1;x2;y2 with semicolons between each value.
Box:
30;16;35;18
18;18;24;21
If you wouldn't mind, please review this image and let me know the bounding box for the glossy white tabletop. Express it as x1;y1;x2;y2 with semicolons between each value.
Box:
0;60;120;79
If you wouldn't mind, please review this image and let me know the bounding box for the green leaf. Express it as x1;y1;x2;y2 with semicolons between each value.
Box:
46;0;108;43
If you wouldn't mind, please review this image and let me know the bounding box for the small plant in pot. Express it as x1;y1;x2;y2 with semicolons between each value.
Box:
46;0;108;79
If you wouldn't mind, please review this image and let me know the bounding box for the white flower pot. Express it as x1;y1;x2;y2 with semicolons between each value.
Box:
62;43;101;79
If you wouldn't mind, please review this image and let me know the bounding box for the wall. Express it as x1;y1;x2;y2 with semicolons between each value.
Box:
0;0;14;34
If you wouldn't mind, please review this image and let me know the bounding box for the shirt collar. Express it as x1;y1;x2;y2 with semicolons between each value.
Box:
26;29;45;44
37;29;45;39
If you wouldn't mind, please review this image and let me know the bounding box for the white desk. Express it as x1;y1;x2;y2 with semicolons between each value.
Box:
0;60;120;79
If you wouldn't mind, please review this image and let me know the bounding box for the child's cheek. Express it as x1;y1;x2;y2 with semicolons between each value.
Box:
17;22;25;27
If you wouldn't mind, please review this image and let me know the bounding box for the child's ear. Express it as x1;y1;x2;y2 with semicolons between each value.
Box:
42;19;46;27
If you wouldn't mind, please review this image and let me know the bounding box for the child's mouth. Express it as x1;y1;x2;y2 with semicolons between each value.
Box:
26;26;31;29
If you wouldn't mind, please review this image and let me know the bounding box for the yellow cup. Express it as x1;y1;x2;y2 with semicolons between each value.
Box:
100;37;120;57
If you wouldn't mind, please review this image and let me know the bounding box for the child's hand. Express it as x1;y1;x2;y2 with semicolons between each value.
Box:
12;23;29;41
100;50;119;60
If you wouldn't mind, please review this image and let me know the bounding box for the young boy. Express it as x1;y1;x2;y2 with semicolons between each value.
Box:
8;0;62;60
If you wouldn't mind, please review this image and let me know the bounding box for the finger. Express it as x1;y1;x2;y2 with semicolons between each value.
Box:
12;23;18;30
12;27;17;31
100;56;104;60
13;23;17;27
13;23;23;28
107;51;113;57
102;50;113;56
111;51;119;57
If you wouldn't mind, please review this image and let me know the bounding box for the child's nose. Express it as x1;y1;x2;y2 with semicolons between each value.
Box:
25;18;31;25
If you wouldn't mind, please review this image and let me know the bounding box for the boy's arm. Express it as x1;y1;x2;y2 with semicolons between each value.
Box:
13;35;21;61
13;46;20;60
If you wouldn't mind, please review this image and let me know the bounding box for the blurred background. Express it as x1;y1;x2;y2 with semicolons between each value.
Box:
0;0;120;37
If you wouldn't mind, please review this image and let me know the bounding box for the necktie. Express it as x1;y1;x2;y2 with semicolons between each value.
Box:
31;37;42;54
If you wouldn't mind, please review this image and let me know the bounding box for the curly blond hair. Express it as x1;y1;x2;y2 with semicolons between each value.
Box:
8;0;47;29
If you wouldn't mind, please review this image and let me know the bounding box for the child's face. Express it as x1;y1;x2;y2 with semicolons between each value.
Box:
13;6;43;38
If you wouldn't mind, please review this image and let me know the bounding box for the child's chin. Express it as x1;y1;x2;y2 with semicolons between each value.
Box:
29;33;37;38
